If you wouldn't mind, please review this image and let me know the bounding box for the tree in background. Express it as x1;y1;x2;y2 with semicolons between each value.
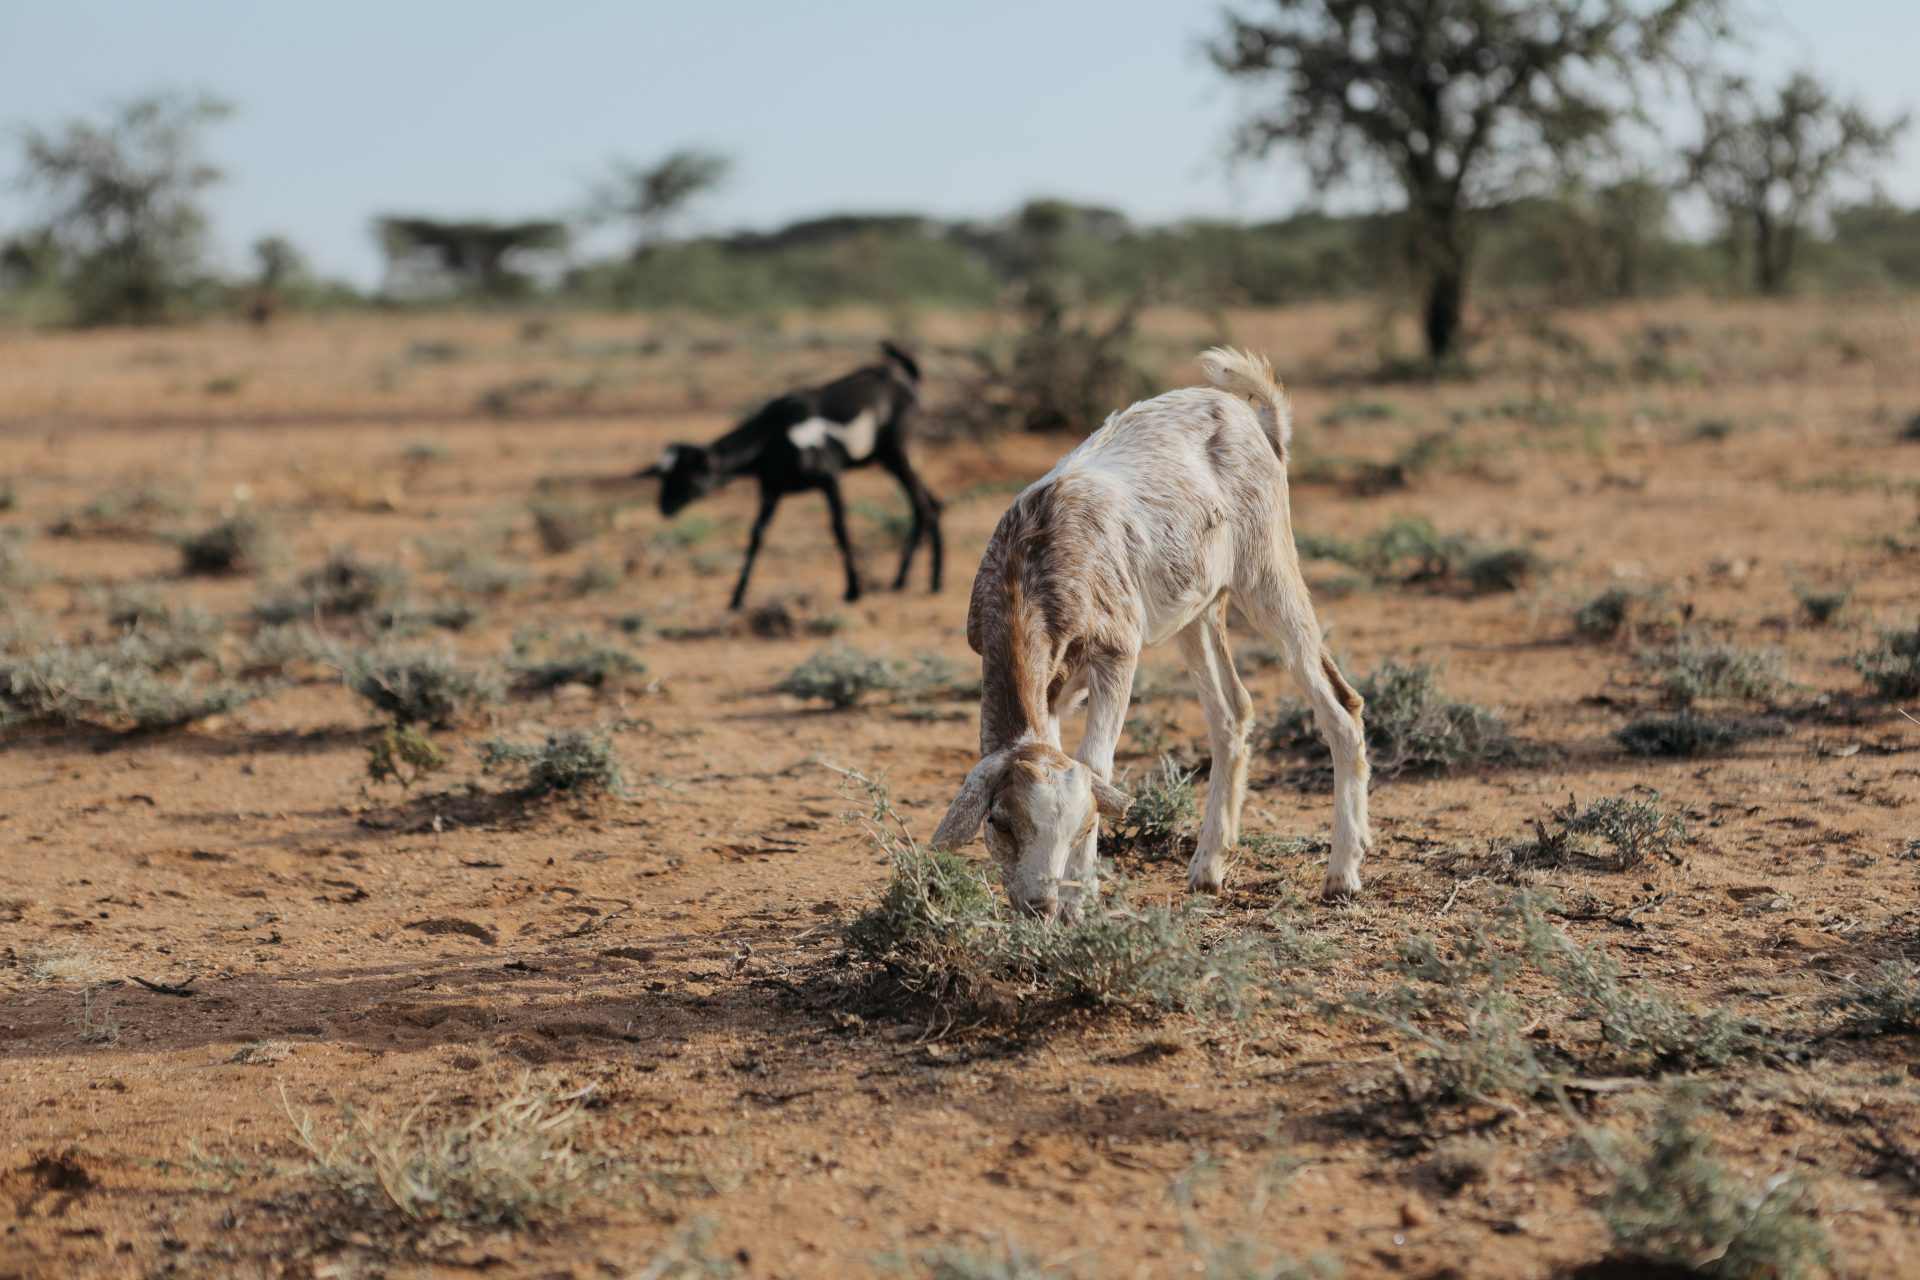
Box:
587;148;731;260
1210;0;1717;363
15;90;231;325
374;217;569;297
1685;73;1908;295
244;235;301;327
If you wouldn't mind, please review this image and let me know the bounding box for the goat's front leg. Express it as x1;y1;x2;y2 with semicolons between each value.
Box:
729;489;781;611
1175;603;1253;894
817;473;862;603
1064;652;1137;920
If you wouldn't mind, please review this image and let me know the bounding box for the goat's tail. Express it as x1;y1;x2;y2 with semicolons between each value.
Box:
1197;346;1292;456
880;340;921;384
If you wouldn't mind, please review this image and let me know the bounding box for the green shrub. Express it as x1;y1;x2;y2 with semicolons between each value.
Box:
1304;515;1543;593
895;652;980;702
1110;756;1197;857
1615;711;1743;758
1791;580;1850;626
176;512;277;575
1572;584;1668;642
1852;621;1920;698
1639;641;1788;706
1;644;262;732
364;724;449;794
344;646;499;726
48;480;191;537
1265;660;1522;774
841;771;1255;1024
1827;960;1920;1036
1515;794;1690;872
481;729;625;797
777;645;899;708
449;556;530;598
1602;1089;1830;1278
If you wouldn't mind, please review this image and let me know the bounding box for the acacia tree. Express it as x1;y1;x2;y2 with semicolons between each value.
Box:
1210;1;1716;361
16;90;231;324
587;148;730;259
1685;73;1907;294
374;217;568;296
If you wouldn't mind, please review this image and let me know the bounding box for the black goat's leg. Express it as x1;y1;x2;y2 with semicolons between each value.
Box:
730;490;780;610
818;474;862;603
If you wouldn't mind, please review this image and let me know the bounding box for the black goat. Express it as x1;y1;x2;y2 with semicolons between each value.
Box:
637;342;943;609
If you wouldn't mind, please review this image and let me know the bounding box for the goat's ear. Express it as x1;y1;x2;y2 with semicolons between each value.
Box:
928;752;1008;850
1091;776;1132;822
634;463;663;479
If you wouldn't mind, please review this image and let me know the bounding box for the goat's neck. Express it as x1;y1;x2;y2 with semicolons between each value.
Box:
705;417;781;479
977;586;1059;756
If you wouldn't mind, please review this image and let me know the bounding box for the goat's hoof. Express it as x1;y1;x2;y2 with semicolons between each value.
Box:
844;585;863;603
1319;870;1362;901
1186;866;1225;895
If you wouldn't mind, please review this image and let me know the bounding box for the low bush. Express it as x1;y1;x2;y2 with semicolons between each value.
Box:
1;644;262;732
841;771;1256;1025
254;550;409;624
1791;579;1850;626
344;646;500;727
1571;584;1671;642
176;512;278;575
481;729;625;797
1615;711;1743;758
777;645;899;708
1514;794;1689;872
1852;621;1920;699
1300;515;1543;593
364;724;449;794
1265;660;1522;774
1109;756;1197;858
1601;1088;1829;1279
508;631;646;692
529;498;611;554
1827;960;1920;1036
1639;641;1788;706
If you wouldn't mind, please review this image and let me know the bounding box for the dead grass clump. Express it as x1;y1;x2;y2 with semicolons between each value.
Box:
345;646;500;727
1514;794;1690;872
1615;711;1744;758
285;1076;622;1236
777;645;899;708
1265;660;1523;775
26;945;110;985
1601;1088;1830;1279
1827;960;1920;1036
364;725;449;794
508;631;646;692
1852;621;1920;699
176;512;279;575
529;498;611;554
840;771;1256;1025
1791;579;1850;627
1109;756;1197;858
1639;641;1789;706
481;729;625;797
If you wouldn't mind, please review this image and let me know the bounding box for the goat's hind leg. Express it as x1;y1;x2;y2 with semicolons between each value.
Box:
1237;564;1372;899
1175;600;1254;893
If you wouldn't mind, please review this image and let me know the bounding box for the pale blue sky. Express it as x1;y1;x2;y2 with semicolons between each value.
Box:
3;1;1915;285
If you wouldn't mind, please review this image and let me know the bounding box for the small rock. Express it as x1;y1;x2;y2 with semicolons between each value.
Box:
1399;1197;1431;1228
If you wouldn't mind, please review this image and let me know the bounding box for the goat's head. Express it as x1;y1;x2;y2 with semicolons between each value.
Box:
636;445;718;517
928;742;1131;920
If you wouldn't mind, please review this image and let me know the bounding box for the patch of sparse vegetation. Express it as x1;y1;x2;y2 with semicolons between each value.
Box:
26;945;110;986
1639;641;1788;706
1265;660;1522;775
448;555;531;599
176;512;278;575
344;645;500;727
49;479;191;537
1615;711;1744;758
1514;794;1690;872
1299;515;1544;593
68;987;121;1046
529;497;611;554
568;557;623;596
364;724;449;794
895;653;980;703
1;643;264;732
1572;583;1672;642
285;1075;623;1235
481;729;625;797
1600;1088;1830;1279
778;644;899;708
1790;579;1850;626
1124;709;1176;758
508;630;647;692
1110;756;1197;858
840;770;1256;1025
254;550;409;624
1827;960;1920;1036
1852;621;1920;698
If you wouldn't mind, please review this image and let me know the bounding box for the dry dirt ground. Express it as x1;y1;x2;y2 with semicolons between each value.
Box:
2;299;1917;1279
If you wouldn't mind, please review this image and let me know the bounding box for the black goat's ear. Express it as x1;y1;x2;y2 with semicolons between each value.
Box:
634;464;664;479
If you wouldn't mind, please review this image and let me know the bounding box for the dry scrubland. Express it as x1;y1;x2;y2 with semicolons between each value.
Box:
2;297;1918;1280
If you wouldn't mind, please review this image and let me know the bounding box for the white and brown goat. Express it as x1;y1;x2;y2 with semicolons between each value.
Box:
929;348;1370;917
